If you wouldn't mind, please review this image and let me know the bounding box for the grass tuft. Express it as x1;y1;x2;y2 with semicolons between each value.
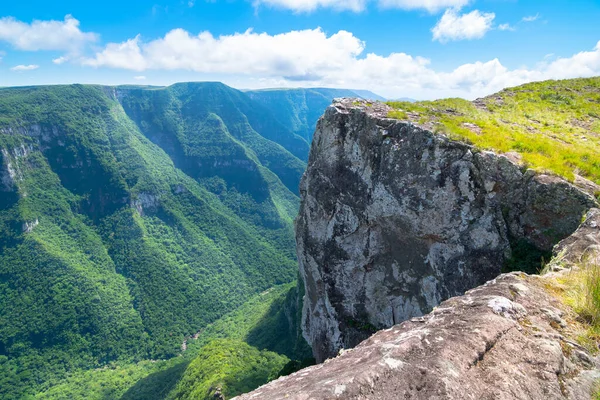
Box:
548;254;600;354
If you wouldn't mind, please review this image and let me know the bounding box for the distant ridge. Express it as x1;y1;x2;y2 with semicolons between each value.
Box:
246;87;387;142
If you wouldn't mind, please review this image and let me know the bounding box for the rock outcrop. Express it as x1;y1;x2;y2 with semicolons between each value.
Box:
554;208;600;266
235;209;600;400
296;99;597;362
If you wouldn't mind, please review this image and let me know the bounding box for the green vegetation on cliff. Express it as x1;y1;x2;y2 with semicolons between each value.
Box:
170;339;288;400
387;77;600;186
0;83;307;398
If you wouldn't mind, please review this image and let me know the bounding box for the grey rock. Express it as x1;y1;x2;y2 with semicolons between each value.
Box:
296;99;596;362
553;208;600;265
234;272;600;400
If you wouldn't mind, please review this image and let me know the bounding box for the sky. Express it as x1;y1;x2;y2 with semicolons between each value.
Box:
0;0;599;99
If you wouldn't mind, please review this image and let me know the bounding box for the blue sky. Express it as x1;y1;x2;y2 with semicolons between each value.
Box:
0;0;599;99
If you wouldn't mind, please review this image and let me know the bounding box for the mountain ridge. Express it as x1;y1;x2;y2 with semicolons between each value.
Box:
246;87;385;142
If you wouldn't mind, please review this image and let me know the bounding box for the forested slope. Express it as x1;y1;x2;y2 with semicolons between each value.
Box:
247;88;384;142
0;83;305;398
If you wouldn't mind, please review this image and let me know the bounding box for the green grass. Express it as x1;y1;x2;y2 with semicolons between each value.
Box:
546;256;600;355
565;259;600;351
386;77;600;185
543;247;600;398
581;262;600;325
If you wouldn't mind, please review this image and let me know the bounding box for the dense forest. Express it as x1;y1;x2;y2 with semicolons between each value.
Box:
247;88;385;142
0;83;330;398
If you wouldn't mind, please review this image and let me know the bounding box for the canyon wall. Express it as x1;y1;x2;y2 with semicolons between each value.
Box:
296;99;596;362
236;208;600;400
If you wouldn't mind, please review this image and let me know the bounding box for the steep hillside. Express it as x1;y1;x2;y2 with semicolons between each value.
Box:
247;88;384;142
120;83;309;194
0;83;304;398
34;283;312;400
387;77;600;188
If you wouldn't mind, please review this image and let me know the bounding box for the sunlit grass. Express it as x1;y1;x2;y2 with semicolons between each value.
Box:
386;77;600;185
547;254;600;354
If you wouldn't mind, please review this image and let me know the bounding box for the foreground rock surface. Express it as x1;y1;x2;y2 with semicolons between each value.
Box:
296;99;596;362
235;208;600;399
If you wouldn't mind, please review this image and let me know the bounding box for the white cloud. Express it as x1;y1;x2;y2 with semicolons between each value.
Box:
378;0;470;13
498;23;515;31
82;28;365;77
0;15;97;52
432;9;495;42
134;75;147;80
53;56;68;64
10;64;39;71
79;27;600;100
522;13;540;22
253;0;468;13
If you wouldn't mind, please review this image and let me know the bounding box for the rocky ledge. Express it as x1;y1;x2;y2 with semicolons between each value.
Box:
296;99;596;362
235;209;600;400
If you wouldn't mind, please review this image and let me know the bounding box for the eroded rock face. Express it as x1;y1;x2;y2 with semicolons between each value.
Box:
297;99;596;362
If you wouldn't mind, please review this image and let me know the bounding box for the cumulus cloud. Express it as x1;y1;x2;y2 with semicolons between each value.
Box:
253;0;469;13
134;75;147;80
79;27;600;100
0;15;97;52
10;64;39;71
432;9;495;42
82;28;365;78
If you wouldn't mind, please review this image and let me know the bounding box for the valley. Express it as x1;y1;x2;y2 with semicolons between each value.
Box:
1;77;600;399
0;83;339;399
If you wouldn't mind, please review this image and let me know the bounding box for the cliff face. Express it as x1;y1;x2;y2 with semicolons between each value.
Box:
296;99;596;362
235;209;600;400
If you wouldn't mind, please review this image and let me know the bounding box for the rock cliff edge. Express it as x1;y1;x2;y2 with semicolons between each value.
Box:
297;99;595;362
236;99;600;399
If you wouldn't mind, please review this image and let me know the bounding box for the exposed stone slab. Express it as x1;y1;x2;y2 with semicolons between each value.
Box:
235;270;599;400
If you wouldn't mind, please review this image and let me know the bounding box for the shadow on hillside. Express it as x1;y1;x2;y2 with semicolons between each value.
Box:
116;360;190;400
245;290;297;358
245;289;313;363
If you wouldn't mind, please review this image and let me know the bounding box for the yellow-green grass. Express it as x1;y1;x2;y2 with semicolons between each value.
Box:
387;77;600;187
549;257;600;399
546;256;600;355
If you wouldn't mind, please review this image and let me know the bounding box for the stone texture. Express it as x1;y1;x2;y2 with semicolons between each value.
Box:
234;270;600;399
554;208;600;266
296;99;597;362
